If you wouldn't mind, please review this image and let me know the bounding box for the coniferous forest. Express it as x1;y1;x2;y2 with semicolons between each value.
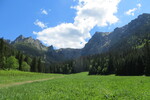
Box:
0;39;44;73
48;40;150;76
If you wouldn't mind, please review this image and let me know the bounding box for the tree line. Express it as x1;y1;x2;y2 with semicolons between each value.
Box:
0;38;44;72
1;37;150;76
88;41;150;76
46;41;150;76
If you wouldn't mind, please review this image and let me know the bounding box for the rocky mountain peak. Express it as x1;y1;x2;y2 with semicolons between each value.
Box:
12;35;25;44
48;45;54;51
12;35;48;52
18;35;25;39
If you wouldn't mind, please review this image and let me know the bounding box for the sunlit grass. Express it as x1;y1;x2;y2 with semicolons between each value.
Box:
0;70;62;85
0;71;150;100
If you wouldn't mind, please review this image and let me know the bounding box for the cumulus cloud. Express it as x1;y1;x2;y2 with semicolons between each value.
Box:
41;9;48;15
33;23;89;48
34;20;47;29
34;0;121;49
125;3;141;16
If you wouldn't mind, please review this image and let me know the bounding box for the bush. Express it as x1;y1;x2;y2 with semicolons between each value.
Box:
21;62;30;71
5;56;19;70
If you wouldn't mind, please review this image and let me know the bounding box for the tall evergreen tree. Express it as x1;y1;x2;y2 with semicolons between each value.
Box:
31;57;38;72
19;54;24;70
0;39;5;69
144;41;150;76
108;54;114;74
38;57;42;72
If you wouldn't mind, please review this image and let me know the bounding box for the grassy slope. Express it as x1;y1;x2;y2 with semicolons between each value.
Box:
0;71;150;100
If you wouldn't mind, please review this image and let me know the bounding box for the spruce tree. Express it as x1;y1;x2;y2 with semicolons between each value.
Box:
31;57;38;72
144;41;150;76
108;54;114;74
19;54;24;70
38;57;42;72
0;39;5;69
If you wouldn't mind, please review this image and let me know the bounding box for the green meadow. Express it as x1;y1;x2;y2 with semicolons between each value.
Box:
0;70;150;100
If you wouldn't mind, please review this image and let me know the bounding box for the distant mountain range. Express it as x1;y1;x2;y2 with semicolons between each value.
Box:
7;13;150;63
11;35;81;62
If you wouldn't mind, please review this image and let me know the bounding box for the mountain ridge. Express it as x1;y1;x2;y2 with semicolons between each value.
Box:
10;13;150;62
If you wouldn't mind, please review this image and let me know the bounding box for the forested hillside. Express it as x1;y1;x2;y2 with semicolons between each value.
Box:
0;39;44;72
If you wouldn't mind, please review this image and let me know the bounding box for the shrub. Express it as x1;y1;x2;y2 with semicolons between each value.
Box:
21;62;30;71
5;56;19;70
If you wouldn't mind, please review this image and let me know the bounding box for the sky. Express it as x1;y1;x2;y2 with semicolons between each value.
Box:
0;0;150;49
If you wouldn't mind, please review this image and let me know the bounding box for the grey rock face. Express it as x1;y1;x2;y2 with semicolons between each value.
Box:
12;35;48;51
56;48;81;60
12;35;25;44
82;32;110;56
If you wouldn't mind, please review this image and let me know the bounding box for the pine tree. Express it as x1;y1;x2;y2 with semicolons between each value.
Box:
38;57;42;72
144;41;150;76
19;54;24;70
108;54;114;74
31;57;38;72
0;39;5;69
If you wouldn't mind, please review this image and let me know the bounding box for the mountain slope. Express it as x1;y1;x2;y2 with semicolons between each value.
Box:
82;32;110;56
12;36;81;62
12;35;48;51
109;13;150;51
82;13;150;55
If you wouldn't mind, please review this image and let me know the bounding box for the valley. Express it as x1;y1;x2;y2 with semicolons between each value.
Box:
1;0;150;99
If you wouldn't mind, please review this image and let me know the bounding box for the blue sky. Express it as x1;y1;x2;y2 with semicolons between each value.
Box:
0;0;149;48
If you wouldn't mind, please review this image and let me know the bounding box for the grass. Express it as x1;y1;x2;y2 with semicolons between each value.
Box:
0;70;62;85
0;70;150;100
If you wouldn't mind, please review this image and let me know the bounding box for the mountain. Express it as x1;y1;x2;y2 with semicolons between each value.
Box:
108;13;150;52
12;35;48;51
12;35;81;62
55;48;81;61
82;13;150;55
4;39;11;44
82;32;110;55
11;13;150;63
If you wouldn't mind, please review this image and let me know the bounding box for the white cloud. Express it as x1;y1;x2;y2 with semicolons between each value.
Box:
34;0;121;49
125;8;137;16
41;9;48;15
137;3;141;8
34;20;47;29
125;3;141;16
33;23;89;48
